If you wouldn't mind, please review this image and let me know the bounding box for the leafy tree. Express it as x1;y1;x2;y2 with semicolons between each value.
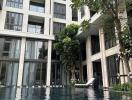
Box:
71;0;132;82
53;24;80;83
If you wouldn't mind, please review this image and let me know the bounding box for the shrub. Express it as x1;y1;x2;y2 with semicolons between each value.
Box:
113;83;132;92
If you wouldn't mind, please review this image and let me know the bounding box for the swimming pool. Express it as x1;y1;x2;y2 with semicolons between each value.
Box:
0;87;131;100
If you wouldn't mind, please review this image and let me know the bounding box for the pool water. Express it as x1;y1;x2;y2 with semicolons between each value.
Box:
0;87;131;100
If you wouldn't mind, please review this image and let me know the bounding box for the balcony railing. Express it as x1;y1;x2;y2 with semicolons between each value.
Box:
28;24;44;34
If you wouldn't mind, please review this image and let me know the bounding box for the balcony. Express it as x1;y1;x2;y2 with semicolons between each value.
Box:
29;0;45;13
28;16;44;34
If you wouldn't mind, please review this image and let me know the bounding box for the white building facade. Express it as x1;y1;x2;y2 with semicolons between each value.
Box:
0;0;131;89
0;0;84;87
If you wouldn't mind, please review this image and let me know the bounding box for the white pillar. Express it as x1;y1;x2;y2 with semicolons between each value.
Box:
99;28;109;88
45;0;51;14
17;38;26;87
129;58;132;73
22;14;28;33
22;0;29;32
0;10;6;30
46;40;52;86
44;0;52;35
44;0;51;36
66;0;72;24
86;36;93;80
44;18;50;35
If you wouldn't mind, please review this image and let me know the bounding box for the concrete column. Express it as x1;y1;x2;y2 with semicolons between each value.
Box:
22;0;29;33
120;58;130;83
45;0;51;14
44;18;50;35
46;40;52;86
66;0;72;24
17;38;26;87
84;6;90;19
119;60;126;84
99;28;109;88
129;58;132;72
44;0;50;35
0;10;6;30
22;14;28;33
78;9;81;23
86;36;93;80
23;0;30;10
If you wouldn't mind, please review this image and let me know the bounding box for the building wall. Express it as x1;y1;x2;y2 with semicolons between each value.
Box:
0;0;85;87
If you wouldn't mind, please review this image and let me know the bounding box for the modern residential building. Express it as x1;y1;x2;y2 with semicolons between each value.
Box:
0;0;81;87
77;1;132;89
0;0;131;89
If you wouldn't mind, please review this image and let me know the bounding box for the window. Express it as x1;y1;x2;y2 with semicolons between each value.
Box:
104;20;116;49
0;37;20;86
107;55;119;85
6;0;23;8
5;12;23;31
72;8;78;21
91;35;100;54
81;6;85;18
53;22;65;34
104;29;116;49
54;3;66;19
25;40;48;60
0;37;21;59
29;1;45;13
28;22;44;34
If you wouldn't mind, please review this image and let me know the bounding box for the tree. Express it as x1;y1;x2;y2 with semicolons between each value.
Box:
53;24;80;83
71;0;132;82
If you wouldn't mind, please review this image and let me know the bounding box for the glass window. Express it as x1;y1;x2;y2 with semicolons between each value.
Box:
23;39;48;86
5;12;23;31
23;62;47;86
0;61;19;86
54;3;66;19
6;0;23;8
25;40;48;60
0;37;20;86
107;55;119;86
29;1;45;13
104;31;116;49
0;37;21;59
72;8;78;21
104;21;116;49
53;22;65;34
28;22;44;34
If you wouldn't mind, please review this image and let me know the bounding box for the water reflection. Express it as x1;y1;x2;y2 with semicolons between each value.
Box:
0;87;131;100
87;88;95;100
45;87;50;100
